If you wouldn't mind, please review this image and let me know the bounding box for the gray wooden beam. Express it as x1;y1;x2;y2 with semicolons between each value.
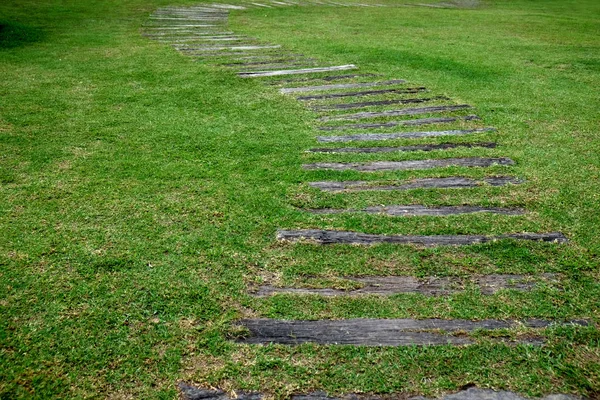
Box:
316;128;496;142
308;176;522;192
318;104;472;122
302;157;514;171
307;142;497;153
238;64;358;77
276;229;568;246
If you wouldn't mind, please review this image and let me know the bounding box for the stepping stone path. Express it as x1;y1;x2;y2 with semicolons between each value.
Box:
143;2;583;399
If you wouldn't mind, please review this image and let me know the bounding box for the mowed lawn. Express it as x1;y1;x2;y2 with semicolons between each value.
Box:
1;0;599;398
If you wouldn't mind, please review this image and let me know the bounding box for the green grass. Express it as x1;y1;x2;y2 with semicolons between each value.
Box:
0;0;599;398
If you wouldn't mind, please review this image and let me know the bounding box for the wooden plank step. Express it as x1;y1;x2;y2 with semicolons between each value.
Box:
236;318;582;345
223;58;315;66
237;62;320;71
305;204;524;216
312;96;450;111
297;86;427;100
319;104;472;122
279;79;406;94
302;157;514;172
177;45;281;52
252;274;555;297
307;142;497;153
318;115;481;131
309;176;522;192
316;128;496;142
268;73;379;85
238;64;358;77
276;230;568;246
177;384;583;400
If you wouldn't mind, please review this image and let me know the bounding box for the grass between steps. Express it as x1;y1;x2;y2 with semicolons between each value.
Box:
1;0;599;398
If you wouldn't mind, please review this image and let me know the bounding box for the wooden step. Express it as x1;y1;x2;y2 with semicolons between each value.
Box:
305;204;523;216
253;274;554;297
280;79;406;94
297;86;427;100
312;96;449;111
316;128;496;142
318;115;481;131
307;142;496;153
309;176;522;192
236;318;583;345
302;157;514;171
238;64;358;77
276;229;568;246
318;104;472;122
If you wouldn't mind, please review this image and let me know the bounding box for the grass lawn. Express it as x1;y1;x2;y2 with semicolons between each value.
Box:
1;0;599;398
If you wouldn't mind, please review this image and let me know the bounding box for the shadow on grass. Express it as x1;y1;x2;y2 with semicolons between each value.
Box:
0;21;45;49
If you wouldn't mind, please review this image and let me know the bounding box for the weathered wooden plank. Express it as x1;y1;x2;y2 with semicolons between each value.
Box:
312;96;449;111
253;274;555;297
223;58;314;66
144;25;221;29
302;157;514;172
238;64;358;77
318;115;480;131
297;86;427;100
319;104;472;122
236;318;581;345
177;384;582;400
178;45;281;52
308;176;521;192
237;62;319;71
316;128;496;143
307;142;497;153
276;229;568;246
268;73;379;85
309;176;522;192
305;204;523;216
280;79;406;94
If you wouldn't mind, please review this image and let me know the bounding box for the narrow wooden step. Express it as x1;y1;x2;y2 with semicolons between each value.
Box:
177;385;582;400
316;128;496;142
318;104;472;122
253;274;556;297
276;229;568;246
236;318;582;345
280;79;406;94
318;115;481;131
305;204;524;216
307;142;496;153
309;176;522;192
303;157;514;171
297;86;427;100
268;73;379;85
177;45;281;52
312;96;449;111
238;64;358;77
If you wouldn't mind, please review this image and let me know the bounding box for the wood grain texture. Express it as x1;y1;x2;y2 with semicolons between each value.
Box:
302;157;514;171
280;79;406;94
253;274;556;297
305;204;523;216
275;229;568;246
318;105;472;121
318;115;481;131
269;73;379;85
307;142;497;153
297;86;426;100
312;96;449;111
236;318;582;345
316;128;496;142
238;65;358;77
178;385;582;400
308;176;522;192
